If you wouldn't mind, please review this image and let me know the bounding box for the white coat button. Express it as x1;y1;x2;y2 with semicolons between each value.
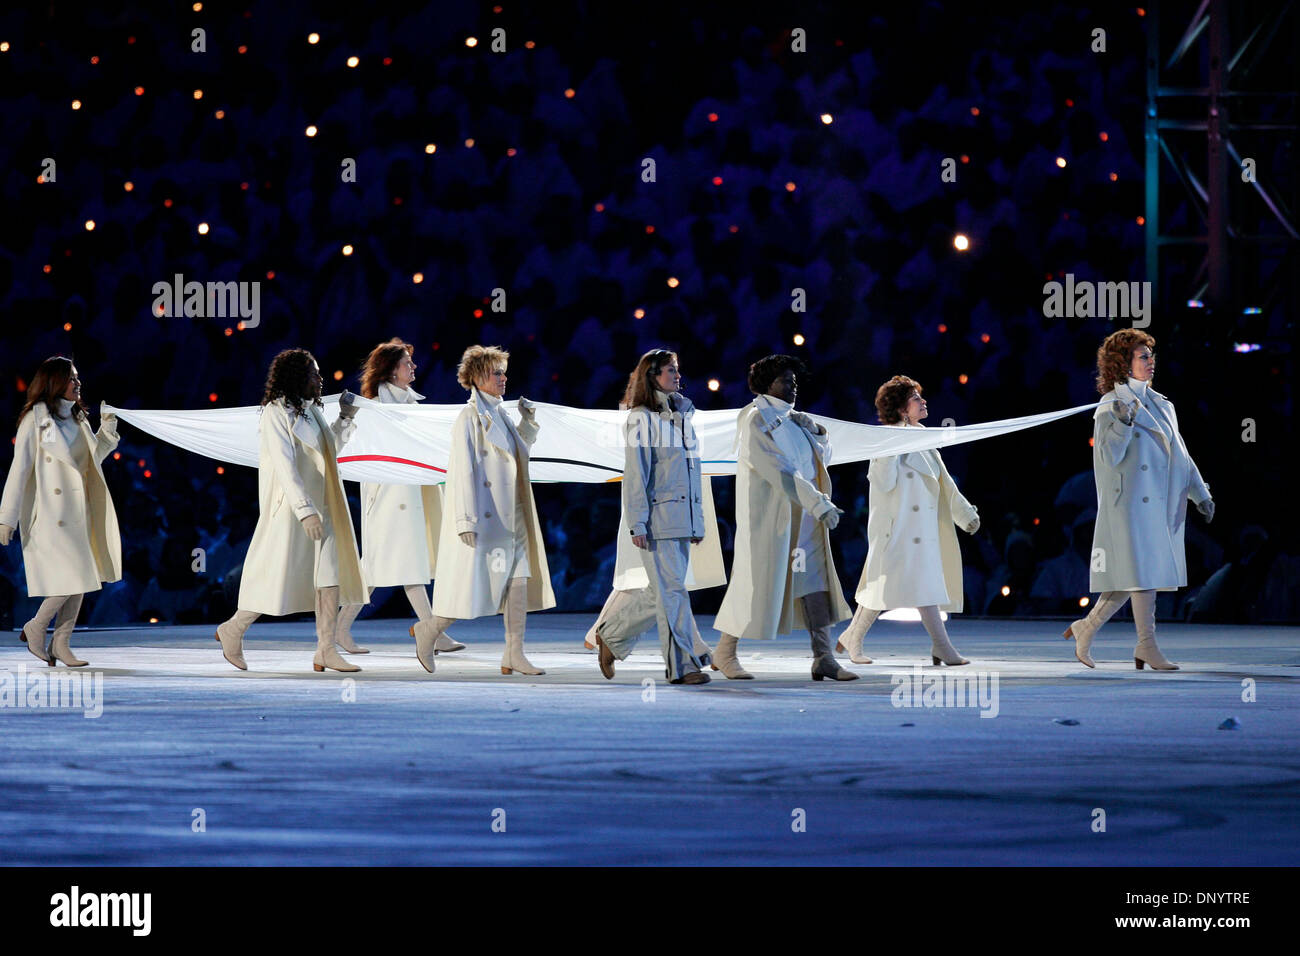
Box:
45;456;52;463
913;537;920;543
54;488;62;495
484;480;491;487
906;472;914;478
398;503;406;510
58;520;65;527
912;505;919;511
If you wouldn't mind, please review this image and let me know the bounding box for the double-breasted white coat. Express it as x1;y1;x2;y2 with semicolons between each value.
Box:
854;425;978;612
237;399;367;615
359;382;443;588
713;397;852;639
432;389;556;619
0;402;121;596
1090;380;1210;592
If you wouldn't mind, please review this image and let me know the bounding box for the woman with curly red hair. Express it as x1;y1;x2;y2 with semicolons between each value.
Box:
837;375;980;666
1064;329;1213;670
333;338;464;668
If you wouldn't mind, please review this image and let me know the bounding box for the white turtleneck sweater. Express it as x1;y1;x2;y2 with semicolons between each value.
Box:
55;399;89;472
1126;376;1173;442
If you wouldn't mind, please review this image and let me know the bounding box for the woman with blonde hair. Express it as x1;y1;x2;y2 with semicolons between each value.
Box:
837;375;980;666
593;349;711;684
0;356;121;666
427;345;555;675
1064;329;1213;670
334;338;464;671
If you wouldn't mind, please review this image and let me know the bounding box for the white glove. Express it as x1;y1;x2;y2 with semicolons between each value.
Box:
965;515;980;534
338;390;359;419
1111;399;1138;426
301;514;324;540
1197;498;1214;523
517;396;536;419
459;531;477;547
815;501;843;530
790;411;820;433
100;402;117;427
0;524;14;546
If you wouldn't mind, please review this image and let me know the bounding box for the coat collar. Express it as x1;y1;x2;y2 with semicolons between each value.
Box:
31;403;88;468
471;388;515;455
283;399;327;453
379;381;424;404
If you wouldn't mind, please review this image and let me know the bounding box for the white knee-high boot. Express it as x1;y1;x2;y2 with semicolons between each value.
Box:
501;578;544;675
313;586;359;673
1130;590;1177;670
22;594;68;663
920;605;968;666
335;603;369;653
48;594;87;667
408;584;463;652
835;605;878;664
1065;591;1129;668
215;608;259;671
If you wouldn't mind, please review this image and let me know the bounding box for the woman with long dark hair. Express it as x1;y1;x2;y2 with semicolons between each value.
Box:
334;338;463;670
593;349;711;684
1;356;121;666
214;348;368;672
1064;329;1213;670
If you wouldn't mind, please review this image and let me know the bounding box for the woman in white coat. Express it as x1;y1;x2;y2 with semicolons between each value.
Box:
334;338;464;670
427;345;555;675
0;357;121;666
593;349;711;684
214;349;368;673
1065;329;1213;670
712;355;857;681
838;375;980;666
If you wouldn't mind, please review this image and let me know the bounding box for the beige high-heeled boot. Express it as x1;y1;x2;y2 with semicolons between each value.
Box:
920;605;968;666
215;608;259;670
409;616;457;673
1064;591;1128;668
313;586;360;673
711;633;754;679
1131;590;1177;670
48;594;87;667
334;603;369;653
501;578;544;675
21;594;67;664
834;605;877;664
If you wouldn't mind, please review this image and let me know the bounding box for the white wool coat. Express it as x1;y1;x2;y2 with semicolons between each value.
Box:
359;383;443;588
432;390;556;619
0;403;122;595
1089;382;1210;592
237;399;367;615
713;397;851;638
854;426;978;612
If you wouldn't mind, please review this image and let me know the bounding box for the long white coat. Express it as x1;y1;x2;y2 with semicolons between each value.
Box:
0;403;121;595
1090;382;1210;592
713;397;852;639
237;399;367;615
359;383;443;588
432;390;556;619
855;426;977;612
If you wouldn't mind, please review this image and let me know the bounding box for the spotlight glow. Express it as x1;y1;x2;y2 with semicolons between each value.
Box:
197;222;209;235
84;220;95;231
341;244;353;256
308;33;320;44
953;233;970;251
305;125;318;137
425;143;437;154
792;334;805;346
820;113;833;124
346;56;359;68
707;379;720;391
1055;156;1067;168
